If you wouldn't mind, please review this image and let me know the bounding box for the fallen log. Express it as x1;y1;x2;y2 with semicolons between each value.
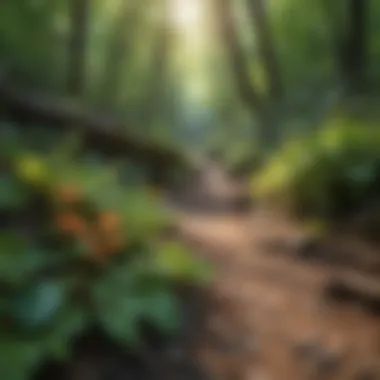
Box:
323;271;380;316
0;80;190;184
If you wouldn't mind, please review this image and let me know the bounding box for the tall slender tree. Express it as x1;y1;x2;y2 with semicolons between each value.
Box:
98;1;140;107
344;0;369;91
67;0;90;97
246;0;283;99
213;0;283;149
143;0;172;129
214;0;263;112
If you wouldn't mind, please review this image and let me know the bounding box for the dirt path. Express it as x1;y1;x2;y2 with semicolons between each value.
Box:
173;163;380;380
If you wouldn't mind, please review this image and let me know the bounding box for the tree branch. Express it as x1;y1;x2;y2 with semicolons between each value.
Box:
0;80;188;172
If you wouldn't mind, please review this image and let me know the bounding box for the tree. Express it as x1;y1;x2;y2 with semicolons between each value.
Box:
98;1;141;108
67;0;90;97
214;0;263;112
246;0;283;99
213;0;282;149
143;0;172;130
343;0;369;92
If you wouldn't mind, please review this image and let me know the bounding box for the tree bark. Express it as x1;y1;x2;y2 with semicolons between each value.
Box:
214;0;283;150
246;0;283;99
334;0;369;93
98;2;139;107
215;0;263;112
143;0;171;128
67;0;90;97
0;80;188;176
341;0;368;92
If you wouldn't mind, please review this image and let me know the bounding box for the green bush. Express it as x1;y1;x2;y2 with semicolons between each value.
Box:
251;117;380;221
0;125;211;380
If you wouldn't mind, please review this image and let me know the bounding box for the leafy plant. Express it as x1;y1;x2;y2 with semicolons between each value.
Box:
251;117;380;222
0;127;211;380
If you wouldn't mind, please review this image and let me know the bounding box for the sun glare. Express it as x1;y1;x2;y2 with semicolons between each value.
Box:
171;0;201;28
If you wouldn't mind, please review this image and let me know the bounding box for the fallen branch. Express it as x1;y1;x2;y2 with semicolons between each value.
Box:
0;80;188;173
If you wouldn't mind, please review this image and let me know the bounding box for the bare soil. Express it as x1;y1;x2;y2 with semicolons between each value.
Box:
37;162;380;380
174;162;380;380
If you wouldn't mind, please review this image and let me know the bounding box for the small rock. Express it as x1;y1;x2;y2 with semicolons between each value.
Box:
259;238;291;255
294;235;322;260
164;346;185;362
209;333;260;355
232;195;252;213
355;367;380;380
314;349;341;376
245;368;271;380
239;334;261;355
293;341;320;359
208;333;238;353
293;341;343;376
323;279;358;303
359;295;380;316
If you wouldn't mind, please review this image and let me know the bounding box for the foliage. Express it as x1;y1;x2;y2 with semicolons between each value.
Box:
0;124;211;380
251;117;380;221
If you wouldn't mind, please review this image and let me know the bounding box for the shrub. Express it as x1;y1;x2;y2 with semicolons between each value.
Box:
0;125;211;380
251;117;380;222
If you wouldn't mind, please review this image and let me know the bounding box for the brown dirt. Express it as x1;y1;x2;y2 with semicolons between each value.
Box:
172;162;380;380
37;162;380;380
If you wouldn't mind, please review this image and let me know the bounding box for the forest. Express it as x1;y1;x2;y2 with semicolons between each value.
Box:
1;0;380;380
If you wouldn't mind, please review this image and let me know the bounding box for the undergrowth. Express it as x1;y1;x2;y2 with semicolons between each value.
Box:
251;117;380;226
0;123;211;380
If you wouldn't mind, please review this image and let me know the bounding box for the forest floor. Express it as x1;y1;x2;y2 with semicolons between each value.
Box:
171;161;380;380
45;161;380;380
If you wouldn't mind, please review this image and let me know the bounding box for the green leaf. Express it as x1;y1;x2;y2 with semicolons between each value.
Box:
0;174;28;209
10;280;69;331
0;335;44;380
43;306;87;360
99;295;144;347
92;267;143;347
153;242;211;283
0;240;62;285
141;287;181;336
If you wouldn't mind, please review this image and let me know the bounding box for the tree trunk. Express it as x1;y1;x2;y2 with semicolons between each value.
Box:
98;2;139;107
215;0;263;111
246;0;283;100
143;0;171;129
0;80;190;180
67;0;90;97
343;0;368;92
214;0;282;150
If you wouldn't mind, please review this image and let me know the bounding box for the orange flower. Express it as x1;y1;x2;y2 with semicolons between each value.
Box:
78;232;103;260
103;232;126;253
88;242;108;262
55;211;87;237
97;211;120;233
56;184;83;204
69;212;126;263
78;231;114;262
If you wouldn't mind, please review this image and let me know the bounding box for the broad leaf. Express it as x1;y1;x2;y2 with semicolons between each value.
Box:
92;266;143;346
10;280;69;331
43;306;87;360
141;286;181;336
0;239;62;285
0;174;28;209
0;335;44;380
153;242;211;283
